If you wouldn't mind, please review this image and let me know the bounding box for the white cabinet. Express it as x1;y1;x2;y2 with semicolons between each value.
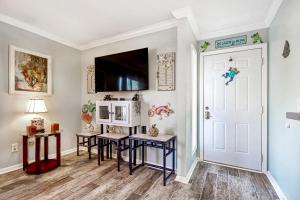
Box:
96;101;141;127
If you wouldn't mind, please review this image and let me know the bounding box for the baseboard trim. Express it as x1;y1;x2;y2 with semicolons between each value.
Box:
266;171;288;200
175;157;199;184
0;148;77;175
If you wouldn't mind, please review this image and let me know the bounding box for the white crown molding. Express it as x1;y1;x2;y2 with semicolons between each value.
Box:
171;7;201;40
0;13;80;50
198;22;268;40
265;0;284;26
79;19;178;50
0;0;283;51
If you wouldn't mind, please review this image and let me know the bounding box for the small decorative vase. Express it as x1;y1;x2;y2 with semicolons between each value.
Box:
149;124;159;137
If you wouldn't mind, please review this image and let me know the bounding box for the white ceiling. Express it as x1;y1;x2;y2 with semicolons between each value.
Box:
0;0;281;50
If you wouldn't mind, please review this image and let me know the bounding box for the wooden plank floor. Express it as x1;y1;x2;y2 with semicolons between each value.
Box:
0;152;279;200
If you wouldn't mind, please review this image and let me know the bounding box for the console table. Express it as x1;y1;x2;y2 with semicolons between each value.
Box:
128;134;176;186
22;132;61;174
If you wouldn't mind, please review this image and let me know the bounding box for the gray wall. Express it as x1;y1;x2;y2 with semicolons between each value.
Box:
268;0;300;199
81;28;178;170
0;22;81;169
176;19;198;176
81;20;198;177
199;28;269;52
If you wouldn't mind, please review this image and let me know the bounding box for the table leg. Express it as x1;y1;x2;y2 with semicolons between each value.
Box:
106;140;109;159
100;139;104;161
77;135;79;156
163;143;166;186
56;134;61;166
117;140;120;172
98;138;101;166
172;138;175;172
35;137;41;174
88;137;91;159
142;141;145;166
134;126;137;165
129;139;132;175
44;137;48;161
23;136;28;171
110;141;112;159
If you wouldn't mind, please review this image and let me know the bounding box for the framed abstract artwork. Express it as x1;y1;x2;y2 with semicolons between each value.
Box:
9;45;52;95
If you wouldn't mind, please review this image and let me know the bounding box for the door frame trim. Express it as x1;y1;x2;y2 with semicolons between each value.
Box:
198;43;268;173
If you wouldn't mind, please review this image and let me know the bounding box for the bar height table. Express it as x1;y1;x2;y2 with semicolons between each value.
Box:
97;133;129;171
76;132;100;159
128;134;176;186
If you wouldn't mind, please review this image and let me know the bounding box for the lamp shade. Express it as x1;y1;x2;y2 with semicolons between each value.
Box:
26;99;48;113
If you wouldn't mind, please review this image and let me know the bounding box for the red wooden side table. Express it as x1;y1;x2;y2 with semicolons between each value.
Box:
22;132;61;174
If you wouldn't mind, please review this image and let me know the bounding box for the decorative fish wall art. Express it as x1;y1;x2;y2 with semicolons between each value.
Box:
148;103;174;120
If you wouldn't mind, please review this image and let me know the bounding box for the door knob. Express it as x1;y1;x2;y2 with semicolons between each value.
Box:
205;111;211;119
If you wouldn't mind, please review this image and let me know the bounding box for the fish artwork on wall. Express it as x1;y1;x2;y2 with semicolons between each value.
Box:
148;103;174;120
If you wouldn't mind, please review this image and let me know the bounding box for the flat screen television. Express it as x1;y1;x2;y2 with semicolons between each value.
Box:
95;48;149;92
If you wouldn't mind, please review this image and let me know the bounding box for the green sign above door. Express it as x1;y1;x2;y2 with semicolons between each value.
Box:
215;35;247;49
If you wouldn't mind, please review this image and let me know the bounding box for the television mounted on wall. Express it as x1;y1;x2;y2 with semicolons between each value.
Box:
95;48;149;92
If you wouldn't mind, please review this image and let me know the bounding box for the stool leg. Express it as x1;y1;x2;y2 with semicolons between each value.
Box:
163;143;166;186
142;141;145;166
106;140;109;159
88;138;91;159
129;139;132;175
110;141;112;159
117;140;120;172
77;136;79;156
133;127;137;165
101;139;104;161
98;138;100;166
172;138;175;173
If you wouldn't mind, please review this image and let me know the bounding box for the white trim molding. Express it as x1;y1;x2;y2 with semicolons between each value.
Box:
266;171;288;200
199;43;268;173
0;1;284;50
175;157;199;184
198;22;268;40
265;0;284;26
171;7;201;40
198;0;283;40
0;148;77;175
0;13;79;49
79;19;178;50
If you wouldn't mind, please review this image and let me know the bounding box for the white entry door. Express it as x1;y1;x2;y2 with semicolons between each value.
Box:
203;48;262;171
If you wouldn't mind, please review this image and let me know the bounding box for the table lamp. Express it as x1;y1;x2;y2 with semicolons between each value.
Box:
26;98;48;133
